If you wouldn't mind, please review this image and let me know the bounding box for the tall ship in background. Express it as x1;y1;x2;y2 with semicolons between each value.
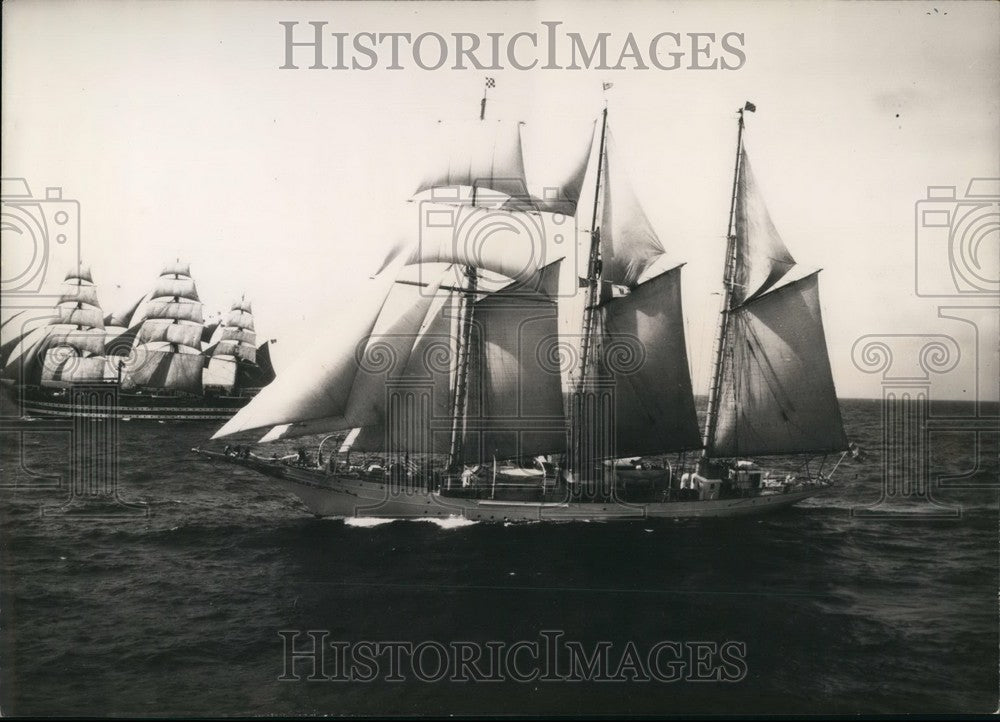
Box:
200;92;850;520
0;261;276;420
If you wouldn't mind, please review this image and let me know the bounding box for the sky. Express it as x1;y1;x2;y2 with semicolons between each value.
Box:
2;0;998;401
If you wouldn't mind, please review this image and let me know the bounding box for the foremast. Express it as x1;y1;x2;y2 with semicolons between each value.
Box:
702;104;749;466
446;82;489;472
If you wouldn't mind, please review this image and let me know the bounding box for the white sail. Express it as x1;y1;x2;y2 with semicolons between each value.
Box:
137;320;203;350
220;327;255;345
203;355;237;392
213;339;255;362
151;277;200;302
225;308;254;330
67;264;94;284
709;272;848;457
161;260;191;277
56;306;105;330
464;262;566;462
505;119;596;215
141;300;204;324
211;259;407;439
349;290;455;454
731;147;796;306
43;326;107;357
600;265;702;456
600;127;667;287
59;285;99;308
386;203;567;284
123;346;204;394
41;353;107;386
415;120;529;202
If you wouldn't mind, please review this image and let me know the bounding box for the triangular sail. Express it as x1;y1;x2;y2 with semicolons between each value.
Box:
731;148;796;306
600;265;702;456
211;258;408;439
599;127;667;288
709;272;848;457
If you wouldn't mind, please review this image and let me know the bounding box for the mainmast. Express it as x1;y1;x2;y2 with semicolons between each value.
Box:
446;79;492;471
702;103;751;460
576;104;609;391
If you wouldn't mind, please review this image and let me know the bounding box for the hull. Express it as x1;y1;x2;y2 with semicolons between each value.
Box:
4;382;252;421
197;451;828;521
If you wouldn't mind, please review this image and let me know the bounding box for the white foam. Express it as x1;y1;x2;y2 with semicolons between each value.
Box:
343;517;397;528
414;516;478;529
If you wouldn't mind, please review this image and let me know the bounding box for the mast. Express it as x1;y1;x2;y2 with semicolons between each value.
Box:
576;104;609;391
446;80;490;471
702;104;749;460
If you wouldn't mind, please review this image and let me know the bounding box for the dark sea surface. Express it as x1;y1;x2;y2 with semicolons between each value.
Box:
1;398;996;716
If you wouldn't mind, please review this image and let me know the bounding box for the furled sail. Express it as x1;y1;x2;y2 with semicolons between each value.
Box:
600;265;702;456
415;120;529;202
463;262;566;462
730;147;796;306
124;263;205;393
599;127;667;287
709;272;848;457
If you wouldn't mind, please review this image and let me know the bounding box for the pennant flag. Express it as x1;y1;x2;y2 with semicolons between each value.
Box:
744;101;756;113
603;82;614;91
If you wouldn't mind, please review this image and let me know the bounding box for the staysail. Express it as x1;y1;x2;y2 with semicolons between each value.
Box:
599;127;667;288
730;147;797;306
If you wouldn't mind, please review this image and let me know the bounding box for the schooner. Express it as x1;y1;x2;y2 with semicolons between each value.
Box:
200;91;848;521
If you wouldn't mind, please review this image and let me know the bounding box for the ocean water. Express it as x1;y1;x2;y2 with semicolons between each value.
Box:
0;398;996;716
